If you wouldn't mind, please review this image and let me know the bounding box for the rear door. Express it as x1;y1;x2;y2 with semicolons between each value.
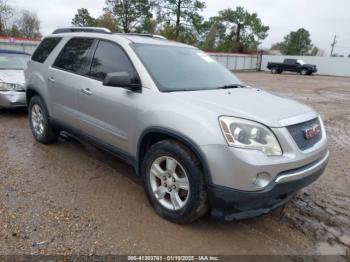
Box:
48;37;95;128
78;40;141;154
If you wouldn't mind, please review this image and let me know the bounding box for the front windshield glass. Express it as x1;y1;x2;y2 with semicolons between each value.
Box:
297;59;305;65
0;53;30;70
132;44;242;92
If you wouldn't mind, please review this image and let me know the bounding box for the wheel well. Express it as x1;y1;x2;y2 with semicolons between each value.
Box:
137;130;211;183
26;88;40;105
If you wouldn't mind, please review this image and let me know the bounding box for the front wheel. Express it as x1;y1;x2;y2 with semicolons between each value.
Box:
301;69;309;75
142;140;208;224
28;96;59;144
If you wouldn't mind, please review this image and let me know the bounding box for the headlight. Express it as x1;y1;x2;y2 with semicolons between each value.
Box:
219;116;282;156
0;82;24;91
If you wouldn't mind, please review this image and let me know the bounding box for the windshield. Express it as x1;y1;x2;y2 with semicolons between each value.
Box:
297;59;306;65
132;44;242;92
0;53;30;70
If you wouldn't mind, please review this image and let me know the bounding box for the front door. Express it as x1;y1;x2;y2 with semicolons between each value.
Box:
78;40;141;154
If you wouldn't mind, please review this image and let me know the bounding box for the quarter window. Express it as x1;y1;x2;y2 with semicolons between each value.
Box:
88;40;136;81
53;38;94;74
32;37;61;63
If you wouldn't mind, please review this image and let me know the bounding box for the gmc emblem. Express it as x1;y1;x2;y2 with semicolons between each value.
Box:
303;124;321;139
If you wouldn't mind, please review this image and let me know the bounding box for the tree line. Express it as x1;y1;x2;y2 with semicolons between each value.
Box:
71;0;270;53
0;0;41;39
0;0;340;56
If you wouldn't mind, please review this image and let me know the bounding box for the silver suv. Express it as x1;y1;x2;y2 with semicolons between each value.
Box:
25;27;329;223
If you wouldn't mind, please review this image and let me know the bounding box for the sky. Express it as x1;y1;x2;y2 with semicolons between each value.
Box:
12;0;350;56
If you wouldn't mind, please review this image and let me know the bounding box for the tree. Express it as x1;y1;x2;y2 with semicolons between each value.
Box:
137;17;158;33
156;0;205;40
105;0;152;33
0;0;13;34
71;8;97;27
309;46;319;56
15;10;41;38
96;11;119;32
216;6;269;52
276;28;313;55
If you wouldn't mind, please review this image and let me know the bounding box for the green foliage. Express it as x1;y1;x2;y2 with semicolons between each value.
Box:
69;4;271;53
96;11;119;32
276;28;313;55
0;0;41;38
71;8;97;27
105;0;152;33
214;6;269;52
309;46;319;56
156;0;205;43
72;8;120;32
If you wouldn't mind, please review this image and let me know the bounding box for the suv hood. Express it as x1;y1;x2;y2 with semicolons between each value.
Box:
171;87;314;127
0;70;25;85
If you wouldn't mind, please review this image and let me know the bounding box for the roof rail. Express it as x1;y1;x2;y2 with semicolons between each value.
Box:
52;27;112;34
119;33;167;40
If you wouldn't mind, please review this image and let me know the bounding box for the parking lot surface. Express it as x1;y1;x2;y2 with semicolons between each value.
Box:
0;72;349;256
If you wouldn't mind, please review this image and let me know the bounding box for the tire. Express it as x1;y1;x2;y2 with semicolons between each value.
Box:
301;69;309;75
142;140;208;224
271;67;279;74
277;69;283;74
28;95;59;144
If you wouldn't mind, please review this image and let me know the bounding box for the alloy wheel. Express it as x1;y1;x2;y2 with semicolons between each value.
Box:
31;104;45;136
149;156;190;210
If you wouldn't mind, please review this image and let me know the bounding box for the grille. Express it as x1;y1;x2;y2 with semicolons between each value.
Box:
286;118;322;151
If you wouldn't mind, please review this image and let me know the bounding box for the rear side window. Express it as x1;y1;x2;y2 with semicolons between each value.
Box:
284;59;296;65
32;37;61;63
53;38;94;74
88;40;136;81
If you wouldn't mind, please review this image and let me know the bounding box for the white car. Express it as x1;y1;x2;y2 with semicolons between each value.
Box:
0;49;30;109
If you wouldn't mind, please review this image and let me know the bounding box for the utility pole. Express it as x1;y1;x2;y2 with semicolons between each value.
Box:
330;35;337;56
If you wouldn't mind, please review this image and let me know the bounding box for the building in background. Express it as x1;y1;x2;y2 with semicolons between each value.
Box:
0;36;40;54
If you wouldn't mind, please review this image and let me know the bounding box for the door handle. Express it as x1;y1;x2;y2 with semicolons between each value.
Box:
48;77;55;83
81;88;92;96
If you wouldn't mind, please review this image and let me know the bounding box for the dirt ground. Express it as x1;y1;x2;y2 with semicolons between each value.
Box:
0;72;349;256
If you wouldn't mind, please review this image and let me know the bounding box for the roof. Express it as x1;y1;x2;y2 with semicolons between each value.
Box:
49;27;194;48
0;49;30;55
116;34;192;48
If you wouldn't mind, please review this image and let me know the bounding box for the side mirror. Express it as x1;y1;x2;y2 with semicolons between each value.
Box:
103;72;141;91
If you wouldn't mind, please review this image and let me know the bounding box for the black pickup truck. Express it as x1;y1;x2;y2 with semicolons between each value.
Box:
267;59;317;75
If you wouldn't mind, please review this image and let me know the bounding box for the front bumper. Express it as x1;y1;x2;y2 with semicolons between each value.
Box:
0;91;26;108
208;151;329;221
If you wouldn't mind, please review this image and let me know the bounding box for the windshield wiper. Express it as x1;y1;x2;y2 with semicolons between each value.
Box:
215;84;246;89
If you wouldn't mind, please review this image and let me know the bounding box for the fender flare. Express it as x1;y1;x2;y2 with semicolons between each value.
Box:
137;126;213;184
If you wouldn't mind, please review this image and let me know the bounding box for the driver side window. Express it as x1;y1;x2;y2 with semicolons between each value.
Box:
88;40;136;82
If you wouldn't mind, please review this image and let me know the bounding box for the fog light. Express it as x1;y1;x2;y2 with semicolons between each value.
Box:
253;172;271;188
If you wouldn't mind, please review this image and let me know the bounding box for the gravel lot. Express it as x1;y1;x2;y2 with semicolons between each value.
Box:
0;72;349;256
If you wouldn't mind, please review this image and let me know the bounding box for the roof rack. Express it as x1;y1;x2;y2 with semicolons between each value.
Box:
52;27;112;34
119;33;167;40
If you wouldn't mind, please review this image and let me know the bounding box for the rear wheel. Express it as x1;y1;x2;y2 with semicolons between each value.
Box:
142;140;208;224
28;96;59;144
271;67;279;74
